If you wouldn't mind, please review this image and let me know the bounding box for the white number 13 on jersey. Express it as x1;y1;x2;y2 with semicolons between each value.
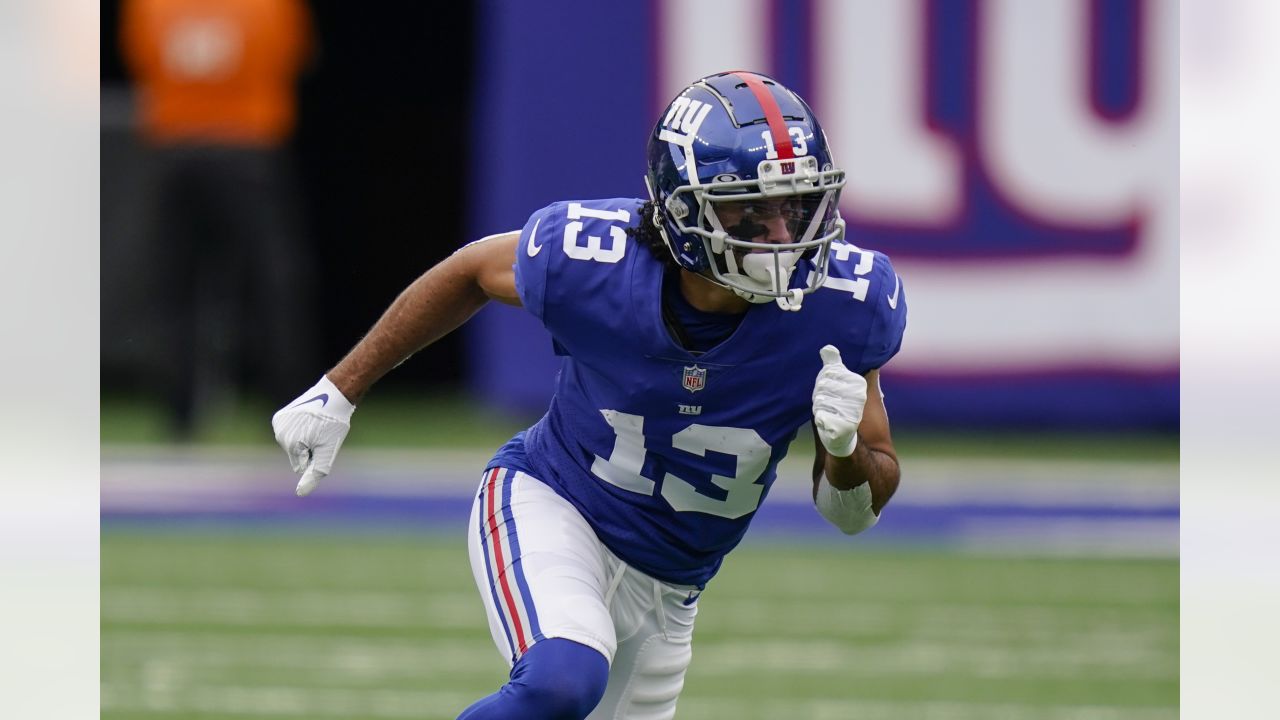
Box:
590;410;771;519
562;203;630;263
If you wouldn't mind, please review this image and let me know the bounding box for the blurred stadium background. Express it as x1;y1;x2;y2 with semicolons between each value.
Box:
100;1;1178;718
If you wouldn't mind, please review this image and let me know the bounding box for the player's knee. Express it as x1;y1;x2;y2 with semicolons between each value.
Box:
629;640;691;713
519;679;603;719
511;638;609;719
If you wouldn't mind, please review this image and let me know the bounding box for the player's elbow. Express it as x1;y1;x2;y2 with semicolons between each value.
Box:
871;474;900;516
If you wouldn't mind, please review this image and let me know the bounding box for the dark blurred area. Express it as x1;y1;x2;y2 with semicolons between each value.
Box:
101;0;474;436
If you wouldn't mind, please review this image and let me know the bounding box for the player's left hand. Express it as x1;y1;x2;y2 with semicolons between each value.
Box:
812;345;867;458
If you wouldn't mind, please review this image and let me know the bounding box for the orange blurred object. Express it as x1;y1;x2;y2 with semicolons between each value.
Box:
121;0;311;145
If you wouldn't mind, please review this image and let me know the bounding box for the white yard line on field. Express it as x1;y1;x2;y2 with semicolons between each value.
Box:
101;682;478;720
675;696;1178;720
102;633;503;680
102;586;1173;636
689;637;1176;681
102;587;481;628
102;623;1174;684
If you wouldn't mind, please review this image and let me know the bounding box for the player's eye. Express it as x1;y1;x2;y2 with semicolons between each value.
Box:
781;199;807;220
744;202;783;219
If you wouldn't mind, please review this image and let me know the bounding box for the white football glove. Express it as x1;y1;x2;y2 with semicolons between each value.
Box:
812;345;868;458
271;375;356;497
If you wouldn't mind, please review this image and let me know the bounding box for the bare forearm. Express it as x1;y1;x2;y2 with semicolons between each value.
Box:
327;256;490;402
821;442;900;514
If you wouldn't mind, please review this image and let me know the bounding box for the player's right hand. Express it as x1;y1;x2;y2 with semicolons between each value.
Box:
271;375;356;497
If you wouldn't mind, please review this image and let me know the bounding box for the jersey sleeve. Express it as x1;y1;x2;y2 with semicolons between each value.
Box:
511;199;646;354
854;252;908;373
512;202;565;323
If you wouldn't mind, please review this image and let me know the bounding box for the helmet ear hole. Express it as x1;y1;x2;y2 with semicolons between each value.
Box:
665;195;689;221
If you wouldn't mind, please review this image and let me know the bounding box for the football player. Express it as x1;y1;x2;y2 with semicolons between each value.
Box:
273;71;906;720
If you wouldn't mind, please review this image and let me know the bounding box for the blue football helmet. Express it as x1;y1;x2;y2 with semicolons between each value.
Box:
645;71;846;310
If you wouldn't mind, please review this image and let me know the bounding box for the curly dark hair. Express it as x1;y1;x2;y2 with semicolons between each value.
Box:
626;200;679;270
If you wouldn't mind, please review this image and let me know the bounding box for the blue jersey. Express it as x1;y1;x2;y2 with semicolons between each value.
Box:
489;198;907;586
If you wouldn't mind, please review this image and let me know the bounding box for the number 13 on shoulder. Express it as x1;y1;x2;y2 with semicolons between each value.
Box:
563;203;630;263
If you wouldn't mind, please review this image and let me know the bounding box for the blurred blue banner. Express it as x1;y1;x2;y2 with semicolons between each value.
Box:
466;0;1176;431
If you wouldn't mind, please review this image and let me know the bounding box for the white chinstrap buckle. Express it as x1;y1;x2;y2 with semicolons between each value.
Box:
775;288;805;311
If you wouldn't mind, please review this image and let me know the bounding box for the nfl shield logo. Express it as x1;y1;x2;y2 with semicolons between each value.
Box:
682;365;707;393
780;160;796;175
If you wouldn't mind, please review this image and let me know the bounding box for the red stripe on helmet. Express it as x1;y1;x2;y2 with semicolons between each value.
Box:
733;72;795;159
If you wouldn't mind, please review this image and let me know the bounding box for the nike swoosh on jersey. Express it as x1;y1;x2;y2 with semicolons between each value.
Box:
886;274;901;309
525;217;544;256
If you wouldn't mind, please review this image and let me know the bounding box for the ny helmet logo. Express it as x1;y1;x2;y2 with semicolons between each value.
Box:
659;96;713;147
682;365;707;393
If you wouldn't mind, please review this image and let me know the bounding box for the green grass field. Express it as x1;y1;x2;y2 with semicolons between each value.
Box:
102;532;1178;719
